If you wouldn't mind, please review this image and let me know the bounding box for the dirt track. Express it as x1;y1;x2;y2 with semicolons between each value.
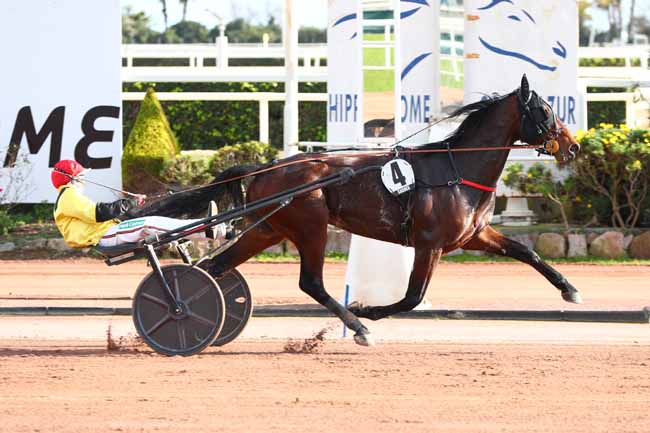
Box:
1;259;648;310
2;260;650;432
1;339;649;433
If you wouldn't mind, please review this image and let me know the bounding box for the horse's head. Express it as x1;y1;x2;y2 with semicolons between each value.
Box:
516;75;579;163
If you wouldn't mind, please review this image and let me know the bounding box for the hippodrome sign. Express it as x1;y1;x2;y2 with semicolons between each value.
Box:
327;0;440;143
0;0;122;203
464;0;581;157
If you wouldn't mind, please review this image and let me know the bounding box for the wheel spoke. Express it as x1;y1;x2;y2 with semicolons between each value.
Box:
226;310;243;321
184;284;211;305
141;292;169;309
145;313;172;336
220;282;239;297
177;321;187;349
172;270;181;301
188;311;217;327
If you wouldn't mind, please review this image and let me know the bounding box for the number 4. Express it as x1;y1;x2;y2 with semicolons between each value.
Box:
390;161;406;186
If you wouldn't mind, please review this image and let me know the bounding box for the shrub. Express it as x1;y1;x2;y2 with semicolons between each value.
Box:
573;124;650;228
160;152;214;187
209;141;279;174
0;209;17;236
503;163;575;230
122;88;180;193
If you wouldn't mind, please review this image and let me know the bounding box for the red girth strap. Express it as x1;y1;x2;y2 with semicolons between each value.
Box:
460;178;496;192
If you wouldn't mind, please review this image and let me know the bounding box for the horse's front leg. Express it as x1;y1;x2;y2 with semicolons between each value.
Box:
463;225;582;303
349;247;441;320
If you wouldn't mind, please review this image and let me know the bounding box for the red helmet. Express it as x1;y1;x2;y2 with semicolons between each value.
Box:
51;159;87;189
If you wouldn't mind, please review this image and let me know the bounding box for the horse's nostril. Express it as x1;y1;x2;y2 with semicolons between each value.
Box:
569;144;580;154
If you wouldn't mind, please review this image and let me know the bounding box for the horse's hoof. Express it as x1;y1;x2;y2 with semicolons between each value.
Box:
562;290;583;304
353;332;375;347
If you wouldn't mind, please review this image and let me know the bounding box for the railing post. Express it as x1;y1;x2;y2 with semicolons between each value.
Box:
580;81;588;130
283;0;299;156
384;24;391;67
626;95;636;127
216;35;228;70
259;98;269;144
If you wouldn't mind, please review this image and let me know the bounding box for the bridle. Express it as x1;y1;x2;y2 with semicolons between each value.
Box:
517;88;562;156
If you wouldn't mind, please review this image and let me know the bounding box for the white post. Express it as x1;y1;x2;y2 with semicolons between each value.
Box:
626;95;636;127
450;32;460;81
392;0;402;139
580;81;588;130
259;98;269;143
384;23;391;67
216;23;228;70
283;0;299;156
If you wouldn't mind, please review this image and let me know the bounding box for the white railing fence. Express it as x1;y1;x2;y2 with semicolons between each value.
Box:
122;40;649;85
121;40;650;145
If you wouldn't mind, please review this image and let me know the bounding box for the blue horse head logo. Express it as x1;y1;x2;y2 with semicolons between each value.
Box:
476;0;567;72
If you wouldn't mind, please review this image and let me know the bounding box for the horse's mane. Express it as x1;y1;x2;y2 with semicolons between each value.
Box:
420;91;515;149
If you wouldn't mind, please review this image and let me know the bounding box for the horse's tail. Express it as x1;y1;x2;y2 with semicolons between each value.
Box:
135;164;258;218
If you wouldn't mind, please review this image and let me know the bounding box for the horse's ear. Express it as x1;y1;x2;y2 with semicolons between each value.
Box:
520;74;530;102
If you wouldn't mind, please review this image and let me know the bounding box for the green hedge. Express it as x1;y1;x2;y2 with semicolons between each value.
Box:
123;82;326;151
586;87;627;128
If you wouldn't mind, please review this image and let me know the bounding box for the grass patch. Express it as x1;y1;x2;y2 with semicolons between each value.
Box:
361;33;463;92
440;58;463;89
443;253;650;265
251;252;348;263
252;251;650;266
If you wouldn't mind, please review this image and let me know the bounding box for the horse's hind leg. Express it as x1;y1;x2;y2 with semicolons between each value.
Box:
349;247;441;321
463;225;582;303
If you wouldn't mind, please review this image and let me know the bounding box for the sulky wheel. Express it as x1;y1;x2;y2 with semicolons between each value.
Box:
210;269;253;347
132;264;225;356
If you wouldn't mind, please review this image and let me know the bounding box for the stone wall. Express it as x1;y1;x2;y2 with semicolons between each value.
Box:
4;227;650;260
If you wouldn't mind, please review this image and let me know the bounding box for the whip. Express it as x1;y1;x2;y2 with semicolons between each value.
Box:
53;168;145;199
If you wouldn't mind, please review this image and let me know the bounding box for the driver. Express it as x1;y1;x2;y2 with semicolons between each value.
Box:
51;159;226;249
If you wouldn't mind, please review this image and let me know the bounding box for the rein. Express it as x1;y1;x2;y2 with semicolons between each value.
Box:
58;142;543;200
158;142;541;194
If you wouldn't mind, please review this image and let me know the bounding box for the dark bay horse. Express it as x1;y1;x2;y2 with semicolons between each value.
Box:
150;75;582;346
